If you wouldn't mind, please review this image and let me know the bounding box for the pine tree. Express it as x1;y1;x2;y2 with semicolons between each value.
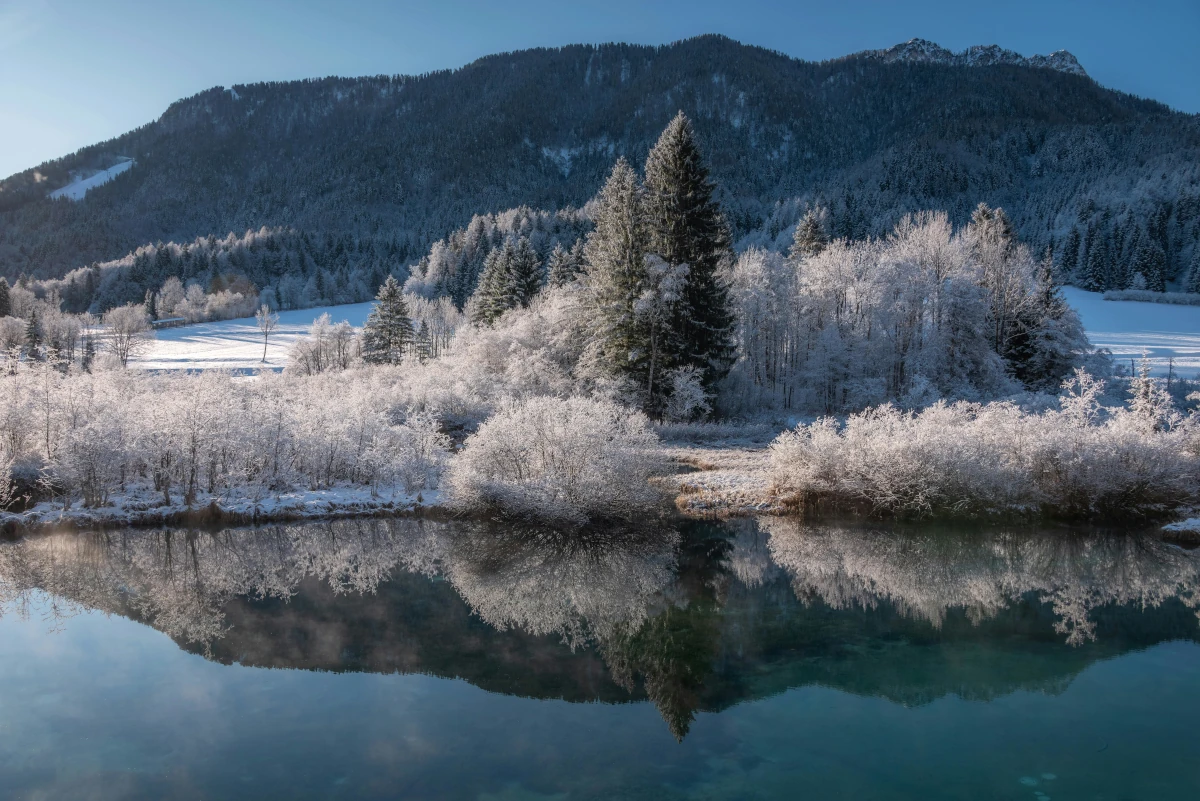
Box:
547;243;582;287
1185;250;1200;294
510;236;543;306
414;320;433;363
1134;240;1167;292
789;207;829;261
0;277;10;318
1059;227;1081;278
582;157;652;392
1081;231;1109;291
471;241;519;325
360;275;413;365
24;309;42;359
643;111;736;390
145;289;158;320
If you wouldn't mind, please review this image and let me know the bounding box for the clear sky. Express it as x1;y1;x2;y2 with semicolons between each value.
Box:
2;0;1197;179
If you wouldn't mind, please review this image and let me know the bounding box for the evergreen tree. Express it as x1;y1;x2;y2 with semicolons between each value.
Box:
0;277;10;318
471;242;518;325
643;112;736;390
1186;250;1200;294
414;320;433;363
1134;240;1167;292
360;275;413;365
510;236;543;306
582;157;652;392
1081;231;1109;291
145;289;158;320
789;207;829;261
547;243;582;287
24;309;42;359
1059;227;1081;278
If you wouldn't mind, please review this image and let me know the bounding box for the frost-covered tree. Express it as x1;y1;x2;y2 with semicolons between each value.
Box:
643;112;736;389
102;303;153;368
255;304;279;363
1133;240;1167;292
547;241;585;287
789;206;829;261
361;275;413;365
1186;250;1200;294
581;158;651;394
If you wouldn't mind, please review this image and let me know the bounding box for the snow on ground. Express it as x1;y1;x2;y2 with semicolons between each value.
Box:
132;302;374;372
1063;287;1200;377
48;159;134;200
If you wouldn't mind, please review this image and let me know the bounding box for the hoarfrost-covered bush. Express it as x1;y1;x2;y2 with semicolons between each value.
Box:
770;371;1199;519
446;396;665;523
0;362;449;510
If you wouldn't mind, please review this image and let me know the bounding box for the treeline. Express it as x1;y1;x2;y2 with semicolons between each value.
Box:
24;226;410;317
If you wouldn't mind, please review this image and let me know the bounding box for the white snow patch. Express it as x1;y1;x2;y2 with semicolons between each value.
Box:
1063;287;1200;377
49;159;134;201
131;301;375;372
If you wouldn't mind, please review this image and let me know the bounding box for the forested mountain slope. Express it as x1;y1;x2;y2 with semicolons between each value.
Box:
2;34;1198;291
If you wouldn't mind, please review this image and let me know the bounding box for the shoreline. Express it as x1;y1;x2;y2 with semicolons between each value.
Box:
5;443;1199;544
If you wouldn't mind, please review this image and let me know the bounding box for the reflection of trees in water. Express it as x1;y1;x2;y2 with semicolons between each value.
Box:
762;520;1200;644
441;522;679;648
3;518;1200;740
0;520;449;650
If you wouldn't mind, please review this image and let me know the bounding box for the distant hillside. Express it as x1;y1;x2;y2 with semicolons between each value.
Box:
2;34;1198;296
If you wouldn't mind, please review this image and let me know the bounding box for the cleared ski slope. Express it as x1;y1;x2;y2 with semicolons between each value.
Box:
49;160;134;200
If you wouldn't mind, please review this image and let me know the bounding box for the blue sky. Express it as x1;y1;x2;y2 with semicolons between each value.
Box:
2;0;1197;179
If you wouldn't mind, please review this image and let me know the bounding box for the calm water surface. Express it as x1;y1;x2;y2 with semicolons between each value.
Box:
0;518;1198;800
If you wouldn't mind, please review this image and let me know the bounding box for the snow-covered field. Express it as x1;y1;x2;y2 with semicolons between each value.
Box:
49;159;134;200
1063;287;1200;377
132;302;374;372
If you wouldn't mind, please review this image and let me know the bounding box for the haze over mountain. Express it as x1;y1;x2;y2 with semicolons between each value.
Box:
2;34;1197;307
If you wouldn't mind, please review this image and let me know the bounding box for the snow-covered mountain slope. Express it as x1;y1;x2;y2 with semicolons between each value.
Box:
48;159;134;200
1063;287;1200;377
862;38;1088;77
132;302;374;372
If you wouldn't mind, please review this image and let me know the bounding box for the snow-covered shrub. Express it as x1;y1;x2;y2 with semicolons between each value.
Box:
446;396;665;523
0;361;452;511
770;372;1199;519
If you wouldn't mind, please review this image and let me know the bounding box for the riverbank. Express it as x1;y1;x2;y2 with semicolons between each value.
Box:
0;486;444;535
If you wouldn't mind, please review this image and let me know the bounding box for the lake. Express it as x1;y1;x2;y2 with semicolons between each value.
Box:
0;518;1197;799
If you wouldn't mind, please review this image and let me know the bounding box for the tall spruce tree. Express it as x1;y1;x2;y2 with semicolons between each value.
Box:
1059;227;1081;279
1082;231;1109;291
24;309;42;359
643;111;736;389
471;242;517;325
1186;250;1200;294
582;157;652;393
547;243;582;287
0;277;10;318
789;207;829;261
361;275;413;364
510;236;543;306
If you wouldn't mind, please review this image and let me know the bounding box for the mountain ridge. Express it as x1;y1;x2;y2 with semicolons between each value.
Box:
1;33;1197;302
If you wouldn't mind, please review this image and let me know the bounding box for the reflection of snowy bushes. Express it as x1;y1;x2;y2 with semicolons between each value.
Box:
446;396;666;523
442;523;679;647
762;519;1200;644
770;372;1199;519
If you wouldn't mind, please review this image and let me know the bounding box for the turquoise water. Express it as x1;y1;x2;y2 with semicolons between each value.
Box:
0;519;1197;799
